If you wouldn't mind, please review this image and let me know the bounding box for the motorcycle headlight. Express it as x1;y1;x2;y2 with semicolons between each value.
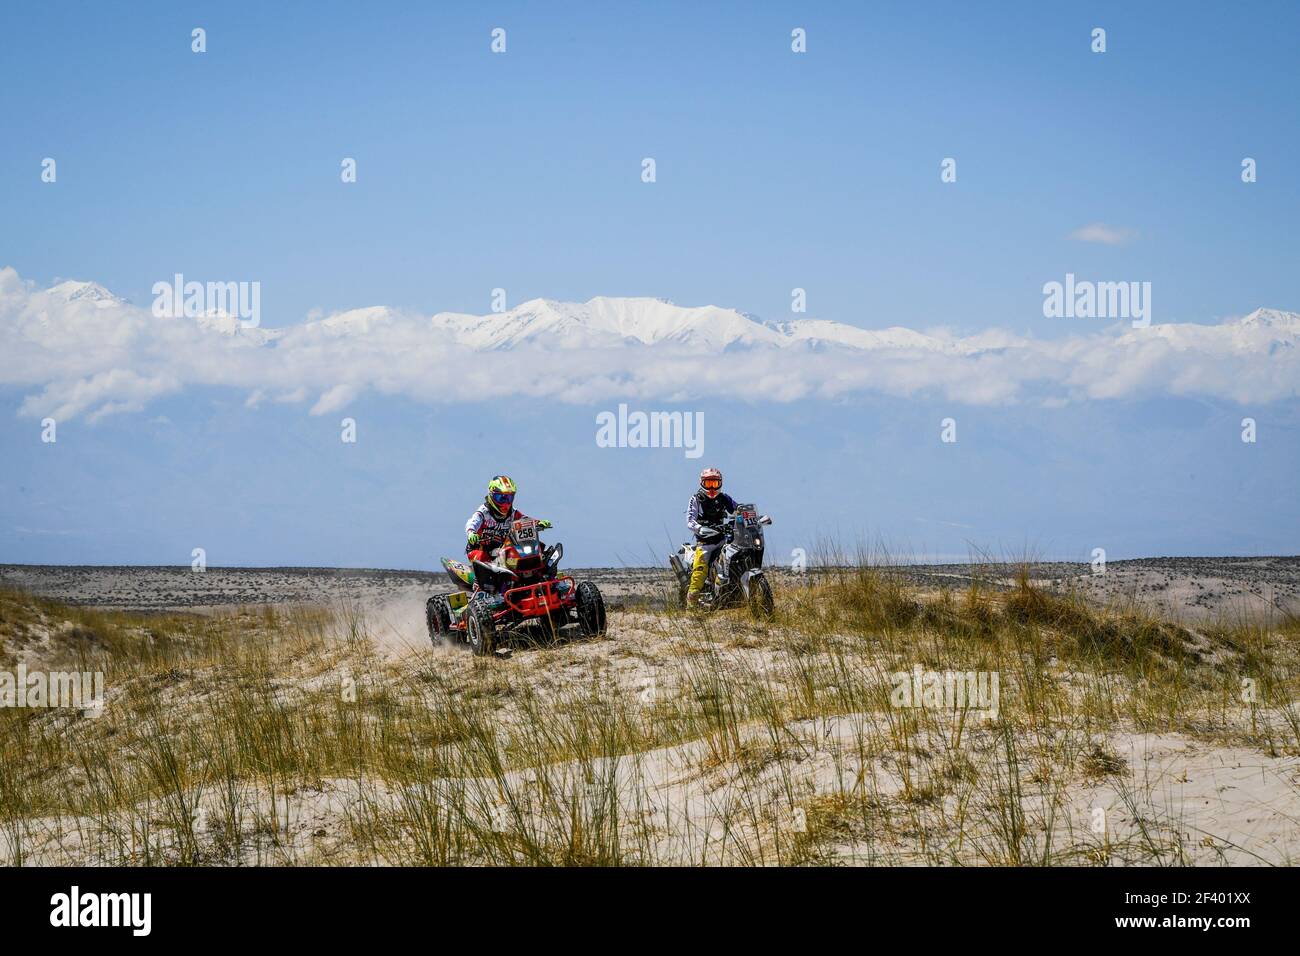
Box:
754;536;763;547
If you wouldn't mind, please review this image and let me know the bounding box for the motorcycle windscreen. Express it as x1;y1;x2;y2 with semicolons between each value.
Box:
731;505;761;549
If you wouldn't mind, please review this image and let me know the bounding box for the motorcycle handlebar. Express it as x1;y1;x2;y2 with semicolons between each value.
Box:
697;513;772;540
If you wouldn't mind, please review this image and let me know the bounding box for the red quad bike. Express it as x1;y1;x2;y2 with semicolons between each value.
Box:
425;518;607;656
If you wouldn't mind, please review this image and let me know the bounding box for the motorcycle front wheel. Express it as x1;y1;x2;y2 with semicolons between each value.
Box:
748;575;775;620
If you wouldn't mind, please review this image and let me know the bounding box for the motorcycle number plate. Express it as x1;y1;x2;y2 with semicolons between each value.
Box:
513;520;538;543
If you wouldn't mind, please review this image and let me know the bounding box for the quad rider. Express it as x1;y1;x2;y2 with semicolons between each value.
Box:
465;475;551;567
685;466;739;608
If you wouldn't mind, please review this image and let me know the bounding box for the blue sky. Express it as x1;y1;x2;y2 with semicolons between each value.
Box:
4;392;1295;568
1;2;1298;567
4;1;1298;327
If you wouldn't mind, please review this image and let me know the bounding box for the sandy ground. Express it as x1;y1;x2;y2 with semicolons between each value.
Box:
10;721;1298;866
3;558;1298;865
3;556;1298;621
7;605;1298;865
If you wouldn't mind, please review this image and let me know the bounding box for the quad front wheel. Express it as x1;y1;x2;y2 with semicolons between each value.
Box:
466;595;497;656
575;581;607;637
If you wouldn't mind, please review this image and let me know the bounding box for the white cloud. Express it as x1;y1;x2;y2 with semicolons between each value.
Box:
0;267;1296;422
310;384;358;416
16;369;180;423
1068;223;1137;245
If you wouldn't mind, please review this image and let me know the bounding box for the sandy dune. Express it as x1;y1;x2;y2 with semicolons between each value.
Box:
3;558;1297;866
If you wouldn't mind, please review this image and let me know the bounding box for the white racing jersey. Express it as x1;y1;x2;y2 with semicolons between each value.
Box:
465;503;531;554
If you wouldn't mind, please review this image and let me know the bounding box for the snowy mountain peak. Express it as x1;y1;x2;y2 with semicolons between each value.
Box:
315;306;398;335
193;310;283;344
431;296;799;351
46;280;124;308
1239;308;1300;330
427;296;775;351
417;296;991;354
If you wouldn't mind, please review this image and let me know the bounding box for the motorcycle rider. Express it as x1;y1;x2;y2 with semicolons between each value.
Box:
685;466;738;607
465;475;551;565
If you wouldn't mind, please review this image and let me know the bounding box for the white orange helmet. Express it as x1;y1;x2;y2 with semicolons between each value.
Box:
699;467;723;498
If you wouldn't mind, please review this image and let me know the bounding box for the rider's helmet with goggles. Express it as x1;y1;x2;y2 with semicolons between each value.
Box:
486;475;517;518
699;467;723;499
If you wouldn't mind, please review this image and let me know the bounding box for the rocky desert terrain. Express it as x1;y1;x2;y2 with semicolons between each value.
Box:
3;556;1297;621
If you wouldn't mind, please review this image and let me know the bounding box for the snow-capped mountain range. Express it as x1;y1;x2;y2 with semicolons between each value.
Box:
34;278;1300;359
8;268;1295;420
423;297;982;353
361;297;1300;354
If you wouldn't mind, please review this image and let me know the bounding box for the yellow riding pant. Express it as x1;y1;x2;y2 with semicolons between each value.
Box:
687;542;722;594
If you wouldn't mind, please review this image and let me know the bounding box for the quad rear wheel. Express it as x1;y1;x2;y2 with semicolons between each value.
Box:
425;596;451;642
